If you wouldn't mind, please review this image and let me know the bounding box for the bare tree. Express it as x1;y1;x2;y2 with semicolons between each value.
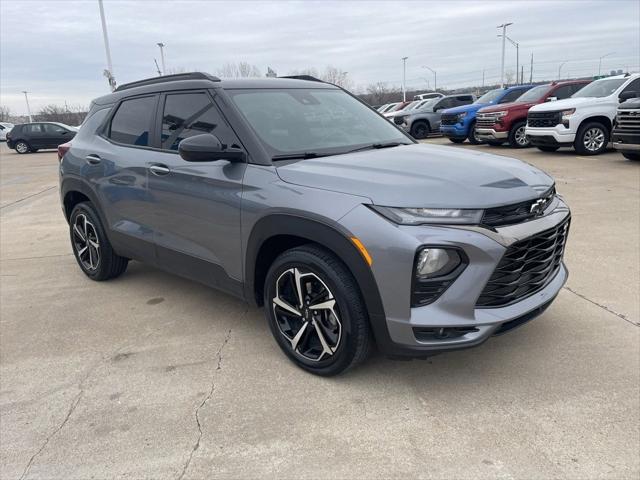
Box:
505;70;516;85
36;104;88;126
288;66;354;90
0;106;11;122
363;82;402;105
218;62;261;78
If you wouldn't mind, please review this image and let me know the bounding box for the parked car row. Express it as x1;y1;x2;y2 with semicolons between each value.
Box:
5;121;77;153
387;73;640;159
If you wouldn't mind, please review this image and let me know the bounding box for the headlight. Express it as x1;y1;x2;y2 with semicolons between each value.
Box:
561;108;576;117
457;112;467;121
370;206;484;225
493;111;508;118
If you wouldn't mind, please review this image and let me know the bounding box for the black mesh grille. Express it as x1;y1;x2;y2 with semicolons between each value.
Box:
482;187;556;227
476;218;570;308
527;111;561;128
440;113;458;126
394;115;406;125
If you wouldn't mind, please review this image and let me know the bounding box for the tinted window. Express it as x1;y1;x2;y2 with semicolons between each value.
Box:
621;78;640;94
25;124;44;133
43;123;67;134
552;85;574;100
161;93;235;151
109;96;155;147
573;78;626;98
435;98;456;110
455;95;474;104
500;89;527;103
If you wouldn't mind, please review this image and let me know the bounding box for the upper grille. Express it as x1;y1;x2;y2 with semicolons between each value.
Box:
476;218;570;308
440;113;458;126
527;111;561;128
477;113;498;129
482;187;556;227
615;109;640;134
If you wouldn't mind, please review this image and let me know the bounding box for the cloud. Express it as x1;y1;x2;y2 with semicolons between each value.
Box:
1;0;638;113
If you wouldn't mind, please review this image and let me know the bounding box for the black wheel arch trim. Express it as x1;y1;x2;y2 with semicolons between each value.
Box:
244;213;399;354
60;177;110;230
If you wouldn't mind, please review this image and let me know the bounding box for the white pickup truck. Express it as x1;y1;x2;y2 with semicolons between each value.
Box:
525;73;640;155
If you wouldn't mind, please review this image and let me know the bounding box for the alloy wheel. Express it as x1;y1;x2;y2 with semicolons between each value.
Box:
583;127;605;152
16;142;28;154
72;213;101;271
272;267;342;362
515;126;529;146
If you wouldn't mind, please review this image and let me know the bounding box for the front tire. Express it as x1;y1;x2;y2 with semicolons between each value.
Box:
508;121;530;148
264;245;371;376
536;146;560;152
448;137;465;144
69;202;128;281
410;121;430;139
15;141;30;154
574;121;609;155
467;121;483;145
622;152;640;161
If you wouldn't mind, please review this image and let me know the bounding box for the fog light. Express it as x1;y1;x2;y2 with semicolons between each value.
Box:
416;248;461;278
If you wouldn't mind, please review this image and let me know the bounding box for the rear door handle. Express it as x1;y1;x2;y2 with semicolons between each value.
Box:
149;164;171;176
86;154;102;165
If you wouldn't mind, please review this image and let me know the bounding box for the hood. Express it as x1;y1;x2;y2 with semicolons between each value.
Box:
529;96;602;112
276;144;554;208
441;103;484;115
479;101;538;113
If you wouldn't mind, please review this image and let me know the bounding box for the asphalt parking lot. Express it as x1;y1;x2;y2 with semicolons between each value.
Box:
1;139;638;479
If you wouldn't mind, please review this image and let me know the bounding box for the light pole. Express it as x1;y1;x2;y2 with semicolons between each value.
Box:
97;0;116;91
401;56;408;101
422;65;437;91
22;91;33;123
158;43;167;75
497;22;513;88
498;34;519;85
558;61;567;80
598;52;615;76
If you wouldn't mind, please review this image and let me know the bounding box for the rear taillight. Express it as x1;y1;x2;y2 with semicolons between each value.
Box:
5;132;11;140
58;142;72;162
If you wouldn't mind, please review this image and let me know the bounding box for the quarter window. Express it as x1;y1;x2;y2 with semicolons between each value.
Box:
109;96;156;147
161;92;233;151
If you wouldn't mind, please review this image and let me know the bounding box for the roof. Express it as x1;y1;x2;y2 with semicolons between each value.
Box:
93;72;337;105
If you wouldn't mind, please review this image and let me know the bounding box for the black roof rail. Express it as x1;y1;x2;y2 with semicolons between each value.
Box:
115;72;221;92
278;75;326;83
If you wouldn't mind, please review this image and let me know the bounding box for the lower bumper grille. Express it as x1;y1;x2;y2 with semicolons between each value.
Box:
476;218;570;307
440;113;458;126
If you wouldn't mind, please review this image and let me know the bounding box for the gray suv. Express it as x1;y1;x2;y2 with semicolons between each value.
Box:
59;73;570;376
395;94;475;139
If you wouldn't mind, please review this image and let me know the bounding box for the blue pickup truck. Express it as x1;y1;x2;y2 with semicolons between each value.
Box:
440;85;533;144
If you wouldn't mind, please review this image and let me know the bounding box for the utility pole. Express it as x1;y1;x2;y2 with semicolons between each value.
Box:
157;43;166;75
529;53;533;83
97;0;116;91
154;58;162;76
521;65;524;84
497;22;513;88
598;52;615;76
482;69;485;88
422;65;437;92
498;33;519;85
22;91;33;123
401;57;408;101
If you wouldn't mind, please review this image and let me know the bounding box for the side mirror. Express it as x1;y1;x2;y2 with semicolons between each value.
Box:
619;91;639;102
178;134;246;163
545;96;558;102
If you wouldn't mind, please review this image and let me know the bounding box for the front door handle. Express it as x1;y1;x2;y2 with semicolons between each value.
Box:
149;164;171;176
86;154;102;165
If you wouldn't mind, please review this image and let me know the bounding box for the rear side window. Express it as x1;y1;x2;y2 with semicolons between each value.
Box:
552;85;574;100
109;96;156;147
500;89;526;103
24;124;44;133
160;92;234;151
43;123;67;134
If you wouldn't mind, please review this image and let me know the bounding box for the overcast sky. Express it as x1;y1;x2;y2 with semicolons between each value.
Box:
1;0;639;114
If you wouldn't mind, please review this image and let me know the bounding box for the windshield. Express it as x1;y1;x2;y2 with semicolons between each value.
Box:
516;84;551;102
474;89;503;104
573;78;626;98
413;98;439;112
228;88;411;156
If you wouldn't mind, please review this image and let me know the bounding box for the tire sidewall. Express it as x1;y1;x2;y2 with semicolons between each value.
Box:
15;141;30;154
69;203;111;280
411;121;429;139
509;121;530;148
575;122;609;155
467;121;483;145
264;249;361;376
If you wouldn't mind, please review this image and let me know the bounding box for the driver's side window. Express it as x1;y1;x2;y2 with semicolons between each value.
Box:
621;78;640;95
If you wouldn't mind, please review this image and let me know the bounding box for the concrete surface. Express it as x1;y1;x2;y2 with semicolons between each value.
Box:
0;140;638;479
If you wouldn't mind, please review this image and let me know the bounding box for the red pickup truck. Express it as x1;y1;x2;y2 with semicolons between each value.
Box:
476;80;590;148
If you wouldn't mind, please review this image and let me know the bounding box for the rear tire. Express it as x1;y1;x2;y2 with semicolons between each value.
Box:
69;202;128;281
264;244;371;376
448;138;465;144
15;141;30;154
508;121;530;148
574;121;609;155
622;152;640;161
467;121;483;145
536;146;560;152
410;121;430;139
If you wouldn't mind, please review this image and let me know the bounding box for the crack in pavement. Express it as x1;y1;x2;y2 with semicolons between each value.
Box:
563;286;639;327
0;186;57;213
177;328;232;480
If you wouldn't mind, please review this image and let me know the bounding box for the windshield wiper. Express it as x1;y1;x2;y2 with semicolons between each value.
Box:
271;152;327;161
343;142;409;154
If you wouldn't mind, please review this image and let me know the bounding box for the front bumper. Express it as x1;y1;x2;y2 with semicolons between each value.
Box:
339;197;570;357
476;128;509;140
525;126;575;146
440;124;467;138
612;131;640;152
